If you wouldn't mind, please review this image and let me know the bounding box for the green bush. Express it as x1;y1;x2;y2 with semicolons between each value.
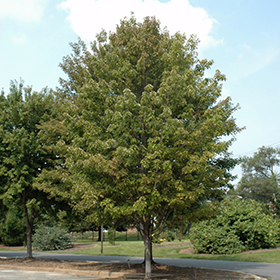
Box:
165;230;175;242
33;225;73;251
190;198;280;254
152;233;165;244
176;229;182;241
190;220;245;254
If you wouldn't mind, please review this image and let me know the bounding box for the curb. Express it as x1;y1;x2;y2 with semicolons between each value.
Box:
195;267;268;280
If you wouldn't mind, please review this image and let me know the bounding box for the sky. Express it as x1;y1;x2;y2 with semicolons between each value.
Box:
1;0;280;183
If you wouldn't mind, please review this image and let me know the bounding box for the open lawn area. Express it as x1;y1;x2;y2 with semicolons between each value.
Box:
66;239;280;264
2;231;280;264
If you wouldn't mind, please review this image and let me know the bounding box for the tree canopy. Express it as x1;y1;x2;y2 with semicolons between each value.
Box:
0;80;60;257
39;15;241;277
237;146;280;214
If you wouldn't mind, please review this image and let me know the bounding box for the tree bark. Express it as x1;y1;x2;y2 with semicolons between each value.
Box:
98;226;102;241
143;238;154;264
23;205;34;259
26;221;33;259
22;192;34;259
143;234;152;279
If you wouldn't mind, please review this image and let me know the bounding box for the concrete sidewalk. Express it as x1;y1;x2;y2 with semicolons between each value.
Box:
0;267;100;279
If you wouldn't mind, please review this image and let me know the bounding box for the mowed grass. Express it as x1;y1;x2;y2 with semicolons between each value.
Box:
2;230;280;264
69;237;280;264
0;247;26;252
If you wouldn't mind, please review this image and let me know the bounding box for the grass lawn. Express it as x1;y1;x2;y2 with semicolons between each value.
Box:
0;246;26;252
2;231;280;264
68;238;280;264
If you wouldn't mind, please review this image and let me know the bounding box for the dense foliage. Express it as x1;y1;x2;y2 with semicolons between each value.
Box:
107;227;116;245
237;146;280;215
0;206;26;246
38;15;241;276
190;198;280;254
0;80;59;257
33;225;73;251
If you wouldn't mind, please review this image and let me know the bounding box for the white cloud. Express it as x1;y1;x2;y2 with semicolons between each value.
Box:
0;0;46;23
235;44;280;79
59;0;221;51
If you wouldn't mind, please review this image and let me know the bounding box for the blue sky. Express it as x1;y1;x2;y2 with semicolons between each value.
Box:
1;0;280;183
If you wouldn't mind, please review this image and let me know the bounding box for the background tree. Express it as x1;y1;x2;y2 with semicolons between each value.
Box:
237;146;280;214
0;80;60;258
41;16;241;277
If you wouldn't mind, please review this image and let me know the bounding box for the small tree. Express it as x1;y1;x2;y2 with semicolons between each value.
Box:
0;81;60;258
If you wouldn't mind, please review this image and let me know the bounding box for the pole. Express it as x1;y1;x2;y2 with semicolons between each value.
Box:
101;224;103;254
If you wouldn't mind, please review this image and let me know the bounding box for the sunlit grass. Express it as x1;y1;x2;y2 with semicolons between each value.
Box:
2;232;280;264
179;250;280;263
66;239;280;263
0;246;26;252
73;231;143;243
69;241;145;257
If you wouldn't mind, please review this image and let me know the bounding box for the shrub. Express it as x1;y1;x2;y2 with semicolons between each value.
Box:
176;229;183;241
152;233;165;244
190;198;280;254
165;230;175;242
33;225;73;251
190;220;245;254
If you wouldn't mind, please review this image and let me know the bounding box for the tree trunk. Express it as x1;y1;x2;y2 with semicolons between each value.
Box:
143;238;154;264
98;226;102;241
26;222;33;259
22;192;34;259
187;222;192;235
143;234;152;279
23;205;34;259
149;239;153;264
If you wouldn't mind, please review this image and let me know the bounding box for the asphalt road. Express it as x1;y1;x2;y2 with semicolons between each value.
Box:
1;251;279;280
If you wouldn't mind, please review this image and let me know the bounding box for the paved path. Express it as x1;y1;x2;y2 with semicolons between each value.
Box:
1;251;279;279
0;268;99;279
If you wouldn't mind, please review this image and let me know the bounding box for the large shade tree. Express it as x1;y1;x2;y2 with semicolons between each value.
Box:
0;81;60;258
41;16;241;277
